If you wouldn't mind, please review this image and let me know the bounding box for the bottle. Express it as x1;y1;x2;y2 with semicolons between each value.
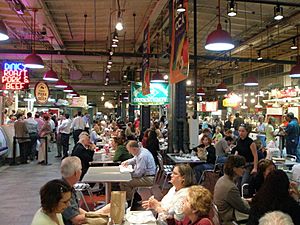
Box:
179;150;183;157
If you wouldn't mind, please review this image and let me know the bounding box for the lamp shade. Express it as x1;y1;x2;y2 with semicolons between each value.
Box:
289;64;300;78
0;20;9;41
24;53;44;69
54;78;68;88
205;24;235;51
244;76;258;86
43;69;59;81
197;87;205;96
63;85;73;92
151;71;164;82
216;82;228;92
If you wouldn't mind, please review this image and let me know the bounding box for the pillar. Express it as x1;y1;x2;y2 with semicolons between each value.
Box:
141;105;150;132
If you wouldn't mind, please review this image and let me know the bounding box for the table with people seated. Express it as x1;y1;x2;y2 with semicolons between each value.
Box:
82;166;132;204
167;153;206;164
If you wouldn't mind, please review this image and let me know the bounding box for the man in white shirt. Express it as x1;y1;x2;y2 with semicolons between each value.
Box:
24;112;38;160
58;114;72;159
71;111;86;144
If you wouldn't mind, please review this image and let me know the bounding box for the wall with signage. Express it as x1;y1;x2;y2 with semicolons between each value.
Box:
1;62;29;90
131;82;169;105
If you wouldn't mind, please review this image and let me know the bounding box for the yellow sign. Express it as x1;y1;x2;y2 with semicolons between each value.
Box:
34;82;49;104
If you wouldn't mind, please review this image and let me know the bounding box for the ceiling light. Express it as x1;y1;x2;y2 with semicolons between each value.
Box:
63;85;73;92
151;71;165;82
115;12;124;31
244;75;258;86
107;64;112;69
216;82;227;92
43;69;59;81
250;98;256;104
0;20;9;41
186;79;192;86
289;64;300;78
55;78;68;88
112;31;119;42
69;92;77;96
241;103;248;109
205;23;234;51
227;0;237;17
257;51;263;60
24;53;44;68
274;5;283;21
111;41;118;48
108;57;113;65
24;9;44;69
197;87;205;96
163;74;169;80
108;49;113;56
177;4;185;12
106;69;111;73
73;94;80;98
291;38;297;50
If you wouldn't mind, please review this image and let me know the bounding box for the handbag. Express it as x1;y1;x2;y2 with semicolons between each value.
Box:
197;147;207;161
84;212;109;225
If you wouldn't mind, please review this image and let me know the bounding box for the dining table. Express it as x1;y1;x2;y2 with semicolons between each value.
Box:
82;166;132;204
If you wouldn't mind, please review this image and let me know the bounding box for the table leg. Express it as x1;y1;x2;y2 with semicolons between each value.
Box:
105;182;112;204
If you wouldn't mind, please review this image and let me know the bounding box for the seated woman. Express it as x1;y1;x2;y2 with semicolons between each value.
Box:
214;155;250;224
171;185;213;225
247;170;300;225
31;179;72;225
142;164;196;224
247;159;275;197
212;126;223;144
193;135;216;182
112;136;132;162
90;124;101;144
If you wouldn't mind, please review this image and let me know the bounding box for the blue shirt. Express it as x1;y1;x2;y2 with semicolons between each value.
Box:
285;119;300;142
125;147;156;178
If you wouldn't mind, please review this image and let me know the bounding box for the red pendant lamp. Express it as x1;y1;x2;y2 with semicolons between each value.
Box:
245;45;258;86
43;37;58;81
290;26;300;78
0;20;9;41
205;0;234;51
216;82;227;92
197;87;205;96
24;9;44;69
55;62;68;88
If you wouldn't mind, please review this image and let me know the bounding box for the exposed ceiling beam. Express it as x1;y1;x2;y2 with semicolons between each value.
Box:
235;0;300;7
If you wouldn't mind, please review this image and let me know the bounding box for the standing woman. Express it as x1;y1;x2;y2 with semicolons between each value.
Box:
31;179;72;225
38;114;52;164
265;116;276;146
232;124;258;185
145;129;160;167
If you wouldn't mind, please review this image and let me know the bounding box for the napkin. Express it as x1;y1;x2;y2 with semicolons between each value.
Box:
125;211;156;224
119;164;134;173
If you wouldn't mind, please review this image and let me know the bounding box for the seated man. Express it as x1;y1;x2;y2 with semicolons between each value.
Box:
215;136;234;164
71;132;95;180
120;140;156;207
61;156;109;225
61;156;87;225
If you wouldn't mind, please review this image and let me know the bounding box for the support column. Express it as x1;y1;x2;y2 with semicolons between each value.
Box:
141;106;150;133
121;101;126;121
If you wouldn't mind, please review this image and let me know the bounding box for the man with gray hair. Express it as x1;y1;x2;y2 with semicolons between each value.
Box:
120;140;156;208
259;211;294;225
61;156;86;225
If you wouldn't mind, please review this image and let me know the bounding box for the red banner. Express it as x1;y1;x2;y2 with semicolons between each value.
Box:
141;24;150;95
169;0;189;84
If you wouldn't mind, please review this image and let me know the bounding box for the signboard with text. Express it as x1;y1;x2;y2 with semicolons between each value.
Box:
34;82;49;104
131;82;169;105
1;62;29;90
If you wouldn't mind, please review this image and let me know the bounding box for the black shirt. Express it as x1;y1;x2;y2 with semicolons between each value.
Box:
234;136;254;163
199;144;216;164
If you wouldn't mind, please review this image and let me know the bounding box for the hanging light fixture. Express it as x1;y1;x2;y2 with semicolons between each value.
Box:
151;33;164;83
24;9;44;69
108;56;113;65
291;38;297;50
274;5;283;21
63;85;73;93
112;30;119;42
111;41;118;48
55;62;68;88
245;45;258;86
177;2;186;12
205;0;234;51
108;49;113;56
290;26;300;78
227;0;237;17
216;82;227;92
255;95;263;108
107;64;112;69
43;37;58;81
197;87;205;96
115;10;123;31
257;50;263;60
0;20;9;41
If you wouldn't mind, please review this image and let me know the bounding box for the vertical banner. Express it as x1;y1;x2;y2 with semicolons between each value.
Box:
170;0;189;84
141;24;151;95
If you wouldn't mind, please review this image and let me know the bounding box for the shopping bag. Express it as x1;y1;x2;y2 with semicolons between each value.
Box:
110;191;126;224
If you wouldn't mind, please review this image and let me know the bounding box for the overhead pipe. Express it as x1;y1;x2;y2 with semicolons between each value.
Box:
0;49;297;65
258;33;300;52
235;0;300;7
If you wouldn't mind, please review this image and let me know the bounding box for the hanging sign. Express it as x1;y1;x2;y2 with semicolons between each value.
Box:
1;62;29;90
169;0;189;84
34;81;49;104
141;23;151;95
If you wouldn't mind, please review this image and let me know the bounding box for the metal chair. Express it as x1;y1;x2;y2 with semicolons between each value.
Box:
285;154;297;161
241;183;249;198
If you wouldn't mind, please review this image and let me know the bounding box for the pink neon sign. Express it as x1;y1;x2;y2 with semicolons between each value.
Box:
1;62;30;90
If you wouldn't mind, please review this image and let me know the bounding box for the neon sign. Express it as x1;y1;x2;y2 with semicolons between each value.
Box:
1;62;30;90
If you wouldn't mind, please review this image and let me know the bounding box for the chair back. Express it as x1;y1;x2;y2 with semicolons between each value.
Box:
200;170;220;194
211;203;221;225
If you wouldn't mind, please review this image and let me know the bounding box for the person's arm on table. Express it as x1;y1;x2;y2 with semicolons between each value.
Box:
250;142;258;174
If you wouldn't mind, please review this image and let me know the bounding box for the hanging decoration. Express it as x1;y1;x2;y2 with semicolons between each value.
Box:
141;23;150;95
169;0;189;84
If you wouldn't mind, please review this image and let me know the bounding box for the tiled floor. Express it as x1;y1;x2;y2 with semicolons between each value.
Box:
0;143;65;225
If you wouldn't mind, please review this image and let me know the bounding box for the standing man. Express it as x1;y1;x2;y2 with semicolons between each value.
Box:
283;112;299;157
120;140;156;207
58;114;72;159
71;111;85;144
233;113;244;137
14;113;30;164
24;112;38;160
